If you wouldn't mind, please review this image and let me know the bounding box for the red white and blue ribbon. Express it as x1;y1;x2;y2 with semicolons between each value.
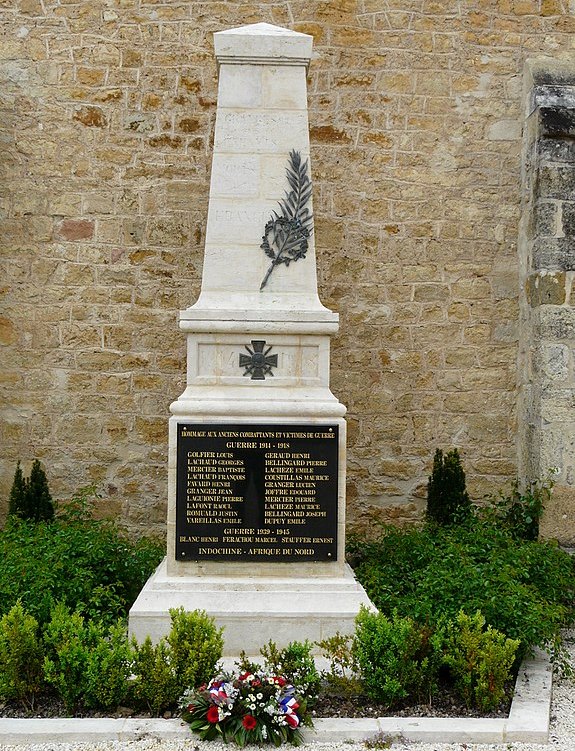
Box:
280;695;300;727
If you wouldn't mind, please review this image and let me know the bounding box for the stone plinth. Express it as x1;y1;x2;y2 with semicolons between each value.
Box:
129;559;372;654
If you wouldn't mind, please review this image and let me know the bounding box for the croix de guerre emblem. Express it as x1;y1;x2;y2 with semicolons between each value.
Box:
239;340;278;380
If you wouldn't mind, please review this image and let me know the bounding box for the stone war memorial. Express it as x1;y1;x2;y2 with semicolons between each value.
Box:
128;23;373;652
2;3;575;578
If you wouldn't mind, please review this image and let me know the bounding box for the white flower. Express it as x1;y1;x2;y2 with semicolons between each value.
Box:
256;692;263;699
262;725;268;739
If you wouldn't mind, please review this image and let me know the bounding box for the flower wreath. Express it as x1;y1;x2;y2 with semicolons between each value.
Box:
180;671;312;746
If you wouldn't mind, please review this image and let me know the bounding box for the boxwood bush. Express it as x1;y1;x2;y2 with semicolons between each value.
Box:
0;601;223;716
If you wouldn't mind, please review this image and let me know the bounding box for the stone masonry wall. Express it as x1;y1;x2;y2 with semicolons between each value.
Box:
1;1;575;538
519;61;575;544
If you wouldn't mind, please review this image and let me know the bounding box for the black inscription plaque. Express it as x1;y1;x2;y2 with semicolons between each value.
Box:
176;423;338;562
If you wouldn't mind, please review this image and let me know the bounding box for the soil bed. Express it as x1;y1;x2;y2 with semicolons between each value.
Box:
312;686;510;719
0;685;510;721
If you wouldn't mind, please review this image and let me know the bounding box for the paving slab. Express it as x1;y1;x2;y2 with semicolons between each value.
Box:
505;647;553;743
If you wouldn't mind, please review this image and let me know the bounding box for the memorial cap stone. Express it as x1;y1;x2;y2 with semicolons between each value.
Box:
214;22;313;65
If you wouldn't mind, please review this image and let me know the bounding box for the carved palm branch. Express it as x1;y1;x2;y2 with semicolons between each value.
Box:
260;150;314;291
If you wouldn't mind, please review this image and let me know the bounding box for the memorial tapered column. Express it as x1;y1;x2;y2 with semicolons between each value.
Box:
190;22;330;316
128;23;373;654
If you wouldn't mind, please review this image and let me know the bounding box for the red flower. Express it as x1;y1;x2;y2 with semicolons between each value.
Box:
242;714;257;730
274;676;286;686
206;706;219;723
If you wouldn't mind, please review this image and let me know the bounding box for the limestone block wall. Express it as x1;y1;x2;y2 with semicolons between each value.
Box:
518;61;575;544
1;1;575;538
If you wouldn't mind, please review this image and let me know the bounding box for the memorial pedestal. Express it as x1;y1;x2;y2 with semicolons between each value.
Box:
129;560;372;655
128;22;374;654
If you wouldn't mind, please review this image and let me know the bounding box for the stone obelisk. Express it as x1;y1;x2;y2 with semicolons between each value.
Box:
129;22;373;655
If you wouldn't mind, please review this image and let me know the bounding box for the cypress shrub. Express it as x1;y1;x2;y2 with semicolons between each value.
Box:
426;448;471;525
8;460;54;523
27;460;55;522
8;462;29;519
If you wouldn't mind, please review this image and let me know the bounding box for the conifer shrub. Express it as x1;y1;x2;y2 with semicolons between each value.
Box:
442;611;520;711
0;601;44;708
8;462;28;519
426;448;471;525
8;460;54;522
28;459;55;522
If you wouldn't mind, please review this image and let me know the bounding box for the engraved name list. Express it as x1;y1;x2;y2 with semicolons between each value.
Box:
175;423;338;561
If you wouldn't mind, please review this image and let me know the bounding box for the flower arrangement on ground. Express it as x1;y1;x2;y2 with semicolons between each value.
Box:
179;670;313;746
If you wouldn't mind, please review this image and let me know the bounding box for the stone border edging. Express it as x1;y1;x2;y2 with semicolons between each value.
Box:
0;650;551;746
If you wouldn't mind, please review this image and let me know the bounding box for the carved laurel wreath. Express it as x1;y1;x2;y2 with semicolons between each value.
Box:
259;150;314;291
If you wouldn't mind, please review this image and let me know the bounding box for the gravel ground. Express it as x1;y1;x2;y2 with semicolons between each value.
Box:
1;634;573;751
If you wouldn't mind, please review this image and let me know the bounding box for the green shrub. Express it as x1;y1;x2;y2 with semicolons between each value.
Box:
131;636;180;715
0;601;44;708
260;638;321;701
482;477;552;541
166;607;223;690
348;519;575;659
427;448;471;525
0;486;164;627
316;632;361;698
8;460;54;523
235;651;262;675
45;607;134;713
84;620;133;711
43;604;94;712
352;606;437;706
442;611;520;711
131;608;224;715
28;460;55;522
8;462;28;519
